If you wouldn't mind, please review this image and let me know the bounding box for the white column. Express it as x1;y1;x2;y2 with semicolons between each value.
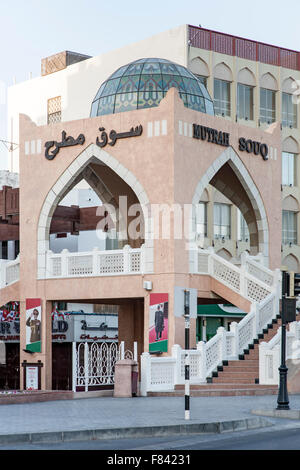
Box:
61;249;69;277
123;245;130;274
84;342;89;392
140;352;151;396
72;342;77;392
196;341;207;382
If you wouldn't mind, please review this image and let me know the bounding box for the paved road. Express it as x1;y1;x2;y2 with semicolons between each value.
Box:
1;422;300;450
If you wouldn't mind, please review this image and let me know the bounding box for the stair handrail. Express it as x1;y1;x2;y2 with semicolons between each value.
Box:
259;321;300;385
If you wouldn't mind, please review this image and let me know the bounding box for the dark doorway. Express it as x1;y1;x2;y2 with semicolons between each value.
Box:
0;343;20;390
52;343;72;390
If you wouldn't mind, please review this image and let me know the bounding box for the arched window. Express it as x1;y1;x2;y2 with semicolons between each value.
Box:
282;78;297;128
189;57;209;88
260;74;277;124
282;138;299;186
237;68;256;121
214;63;232;117
282;196;299;245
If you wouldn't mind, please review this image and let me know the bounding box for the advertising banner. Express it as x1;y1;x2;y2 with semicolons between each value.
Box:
26;298;42;353
149;293;168;353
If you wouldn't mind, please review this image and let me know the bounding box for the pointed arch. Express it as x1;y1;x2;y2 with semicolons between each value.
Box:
37;143;153;278
282;136;299;154
189;146;269;271
282;77;297;94
282;254;299;272
189;57;209;78
260;72;278;91
214;62;233;82
216;248;232;261
238;67;256;87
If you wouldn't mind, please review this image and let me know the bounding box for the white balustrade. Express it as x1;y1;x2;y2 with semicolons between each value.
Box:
45;244;144;279
0;256;20;288
140;249;281;394
259;321;300;385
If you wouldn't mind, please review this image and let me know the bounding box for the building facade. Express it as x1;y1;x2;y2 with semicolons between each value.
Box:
0;24;296;391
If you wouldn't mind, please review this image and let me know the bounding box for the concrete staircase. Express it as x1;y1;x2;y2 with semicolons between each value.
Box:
148;312;300;397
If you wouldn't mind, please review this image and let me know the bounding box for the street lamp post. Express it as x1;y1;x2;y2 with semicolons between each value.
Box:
184;290;190;420
277;270;296;410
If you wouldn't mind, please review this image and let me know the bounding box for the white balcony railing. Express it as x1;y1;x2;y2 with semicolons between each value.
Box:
45;244;145;279
0;256;20;288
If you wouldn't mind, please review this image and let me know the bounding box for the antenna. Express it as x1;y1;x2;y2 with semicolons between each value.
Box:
0;139;19;152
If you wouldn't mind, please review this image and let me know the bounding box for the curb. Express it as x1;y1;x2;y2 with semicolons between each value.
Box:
252;409;300;420
0;417;272;445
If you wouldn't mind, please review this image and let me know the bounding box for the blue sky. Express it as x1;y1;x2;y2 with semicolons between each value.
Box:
1;0;300;167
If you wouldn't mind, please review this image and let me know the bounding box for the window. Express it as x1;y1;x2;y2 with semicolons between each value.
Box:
282;152;296;186
282;210;297;244
282;93;297;128
196;202;207;238
237;83;254;120
194;74;207;88
48;96;61;124
260;88;276;123
237;211;249;242
214;79;231;116
214;203;231;239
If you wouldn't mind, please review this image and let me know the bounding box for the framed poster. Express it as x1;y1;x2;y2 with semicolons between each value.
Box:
26;366;38;390
149;293;168;353
26;298;42;353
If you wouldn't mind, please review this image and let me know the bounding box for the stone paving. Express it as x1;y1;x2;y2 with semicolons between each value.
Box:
0;393;300;436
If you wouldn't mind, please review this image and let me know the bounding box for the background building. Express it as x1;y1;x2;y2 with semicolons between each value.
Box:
6;24;300;271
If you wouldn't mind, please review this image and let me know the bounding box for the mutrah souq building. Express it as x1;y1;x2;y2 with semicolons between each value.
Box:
0;29;289;394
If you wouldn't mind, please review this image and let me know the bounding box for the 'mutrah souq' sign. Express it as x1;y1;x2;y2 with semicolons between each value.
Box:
193;123;269;160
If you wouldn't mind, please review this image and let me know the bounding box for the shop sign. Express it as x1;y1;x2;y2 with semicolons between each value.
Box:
0;313;118;343
44;125;143;160
193;123;269;160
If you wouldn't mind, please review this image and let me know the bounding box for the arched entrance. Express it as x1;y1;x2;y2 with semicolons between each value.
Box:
37;143;153;278
190;146;269;271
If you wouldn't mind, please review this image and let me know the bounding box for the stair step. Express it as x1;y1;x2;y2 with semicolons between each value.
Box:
220;366;259;373
151;386;278;397
212;377;258;384
175;383;277;390
227;360;258;366
215;372;258;379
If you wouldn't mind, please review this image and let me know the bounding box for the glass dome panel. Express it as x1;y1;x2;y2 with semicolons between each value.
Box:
142;62;161;74
97;95;116;115
115;92;138;113
90;58;214;117
117;75;140;94
139;74;164;92
101;78;121;97
138;91;164;110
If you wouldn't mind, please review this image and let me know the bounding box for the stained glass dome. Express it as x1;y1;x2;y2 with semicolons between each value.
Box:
90;58;214;117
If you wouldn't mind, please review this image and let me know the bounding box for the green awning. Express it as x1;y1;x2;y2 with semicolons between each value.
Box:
197;304;246;318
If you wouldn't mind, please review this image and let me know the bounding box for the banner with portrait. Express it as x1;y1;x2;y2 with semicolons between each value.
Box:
149;293;168;353
26;298;42;353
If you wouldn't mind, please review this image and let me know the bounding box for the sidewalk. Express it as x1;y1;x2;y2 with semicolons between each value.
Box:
0;393;300;445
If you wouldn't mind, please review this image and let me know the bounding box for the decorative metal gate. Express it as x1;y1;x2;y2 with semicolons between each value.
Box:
72;341;137;392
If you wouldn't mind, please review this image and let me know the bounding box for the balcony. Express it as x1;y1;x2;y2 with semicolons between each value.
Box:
0;256;20;288
45;245;144;279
